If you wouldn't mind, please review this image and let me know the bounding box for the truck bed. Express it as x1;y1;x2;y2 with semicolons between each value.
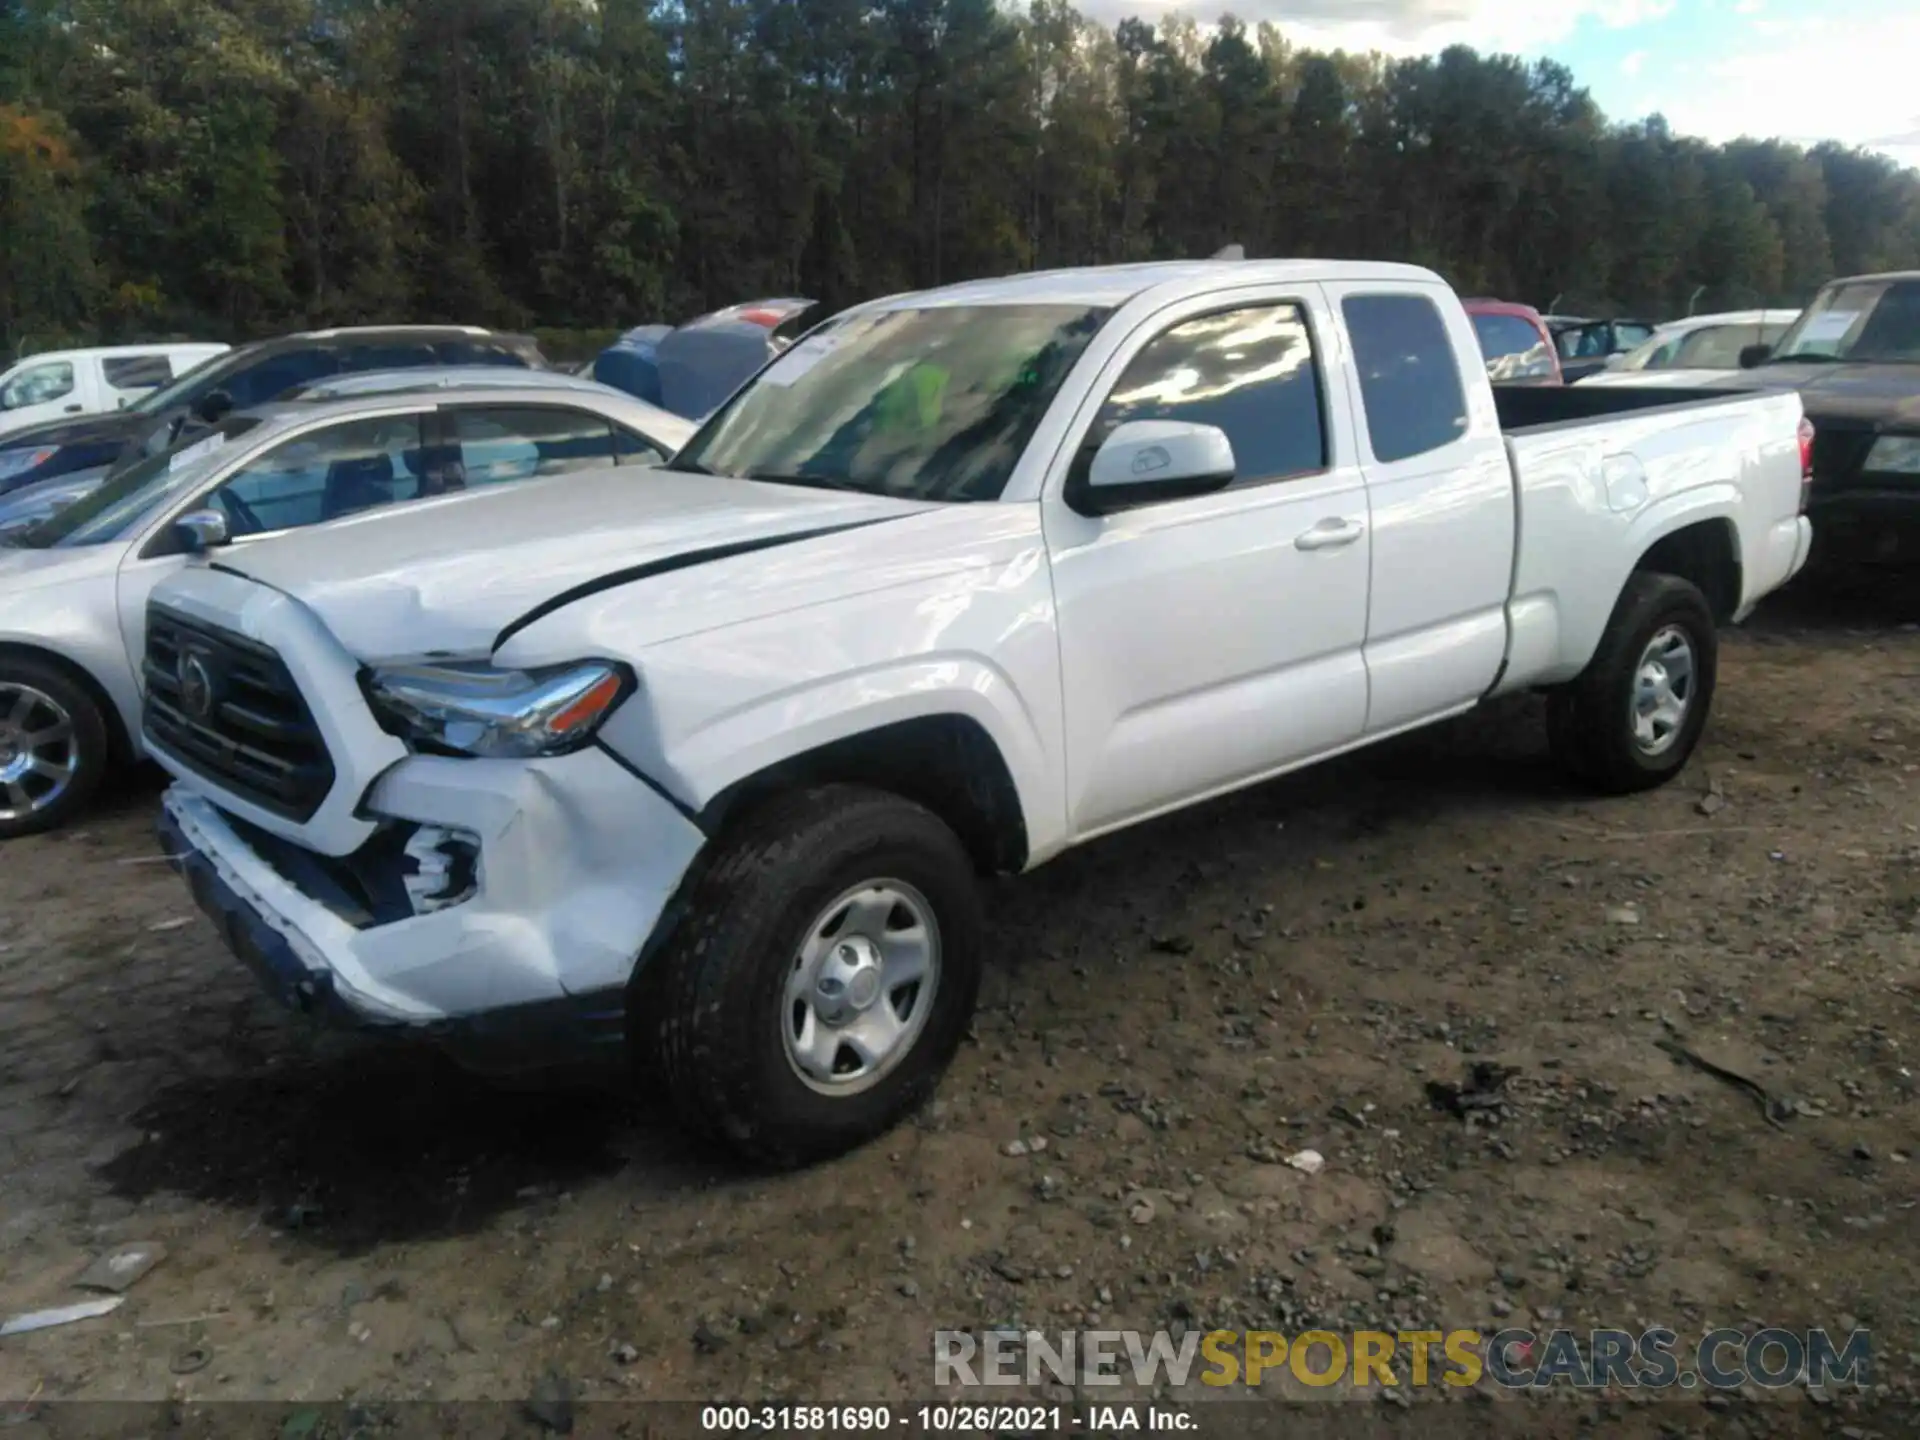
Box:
1493;383;1756;435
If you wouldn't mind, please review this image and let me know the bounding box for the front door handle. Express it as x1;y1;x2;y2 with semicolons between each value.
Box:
1294;517;1365;551
63;404;83;414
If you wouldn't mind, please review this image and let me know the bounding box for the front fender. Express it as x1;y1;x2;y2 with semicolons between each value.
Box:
598;653;1066;863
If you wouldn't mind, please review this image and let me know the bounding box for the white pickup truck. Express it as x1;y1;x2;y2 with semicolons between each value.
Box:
143;261;1813;1165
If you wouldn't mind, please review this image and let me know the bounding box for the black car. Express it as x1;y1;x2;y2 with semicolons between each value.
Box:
0;326;544;496
1721;272;1920;563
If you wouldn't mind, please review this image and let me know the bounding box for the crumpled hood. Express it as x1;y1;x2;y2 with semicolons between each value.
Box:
208;467;938;661
1716;362;1920;428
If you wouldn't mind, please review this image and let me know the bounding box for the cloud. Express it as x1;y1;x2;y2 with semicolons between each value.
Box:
1620;49;1647;77
1069;0;1663;52
1657;14;1920;155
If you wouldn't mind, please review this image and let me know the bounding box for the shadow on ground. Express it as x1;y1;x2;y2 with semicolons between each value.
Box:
92;1041;710;1255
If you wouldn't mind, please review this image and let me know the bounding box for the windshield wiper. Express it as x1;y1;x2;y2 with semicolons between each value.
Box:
1764;351;1844;364
662;457;714;475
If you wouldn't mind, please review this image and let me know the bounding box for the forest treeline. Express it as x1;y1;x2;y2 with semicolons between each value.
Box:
4;0;1920;352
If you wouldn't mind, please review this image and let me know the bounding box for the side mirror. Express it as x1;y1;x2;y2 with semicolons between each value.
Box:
193;389;235;425
1739;344;1773;369
1072;420;1236;516
173;508;230;553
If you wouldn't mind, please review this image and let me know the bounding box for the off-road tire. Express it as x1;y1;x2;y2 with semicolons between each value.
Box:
0;657;111;840
649;784;981;1167
1548;571;1718;795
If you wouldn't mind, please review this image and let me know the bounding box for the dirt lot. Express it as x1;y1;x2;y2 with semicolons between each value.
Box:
0;572;1916;1428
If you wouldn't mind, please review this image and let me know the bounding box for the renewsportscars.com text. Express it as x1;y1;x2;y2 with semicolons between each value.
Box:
934;1326;1872;1391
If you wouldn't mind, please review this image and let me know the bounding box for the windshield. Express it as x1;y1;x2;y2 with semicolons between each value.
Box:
128;345;247;416
16;416;263;548
1470;313;1556;381
1771;280;1920;363
670;303;1110;502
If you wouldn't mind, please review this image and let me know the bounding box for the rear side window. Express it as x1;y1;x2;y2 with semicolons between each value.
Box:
1469;314;1555;381
1088;302;1327;488
448;406;617;487
103;355;175;390
1342;294;1469;464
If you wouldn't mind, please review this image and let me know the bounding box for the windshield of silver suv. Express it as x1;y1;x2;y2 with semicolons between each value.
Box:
1770;278;1920;363
668;304;1110;502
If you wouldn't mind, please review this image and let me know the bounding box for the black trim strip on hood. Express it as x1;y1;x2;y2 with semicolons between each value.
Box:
490;516;901;653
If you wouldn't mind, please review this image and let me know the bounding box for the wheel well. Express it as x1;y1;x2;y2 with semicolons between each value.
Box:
699;715;1030;875
1634;519;1740;623
0;642;132;765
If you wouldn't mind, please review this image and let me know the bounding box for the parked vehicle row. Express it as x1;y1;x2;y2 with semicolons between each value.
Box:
0;374;693;837
1717;270;1920;563
0;344;229;438
0;326;542;496
117;259;1813;1166
1577;309;1802;389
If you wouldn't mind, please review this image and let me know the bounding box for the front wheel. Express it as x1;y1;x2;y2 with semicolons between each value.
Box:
1548;571;1719;795
648;784;982;1167
0;659;111;840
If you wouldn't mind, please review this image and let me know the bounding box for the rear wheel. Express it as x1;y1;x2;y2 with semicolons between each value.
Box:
0;660;111;840
1548;572;1718;795
648;784;982;1167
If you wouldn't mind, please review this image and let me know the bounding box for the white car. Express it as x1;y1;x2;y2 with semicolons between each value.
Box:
1577;310;1802;388
145;259;1813;1165
0;344;229;437
0;383;693;837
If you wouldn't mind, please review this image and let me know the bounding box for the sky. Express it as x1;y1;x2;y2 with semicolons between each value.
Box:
1073;0;1920;170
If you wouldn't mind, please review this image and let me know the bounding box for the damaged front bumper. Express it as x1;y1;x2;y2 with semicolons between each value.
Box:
156;745;708;1076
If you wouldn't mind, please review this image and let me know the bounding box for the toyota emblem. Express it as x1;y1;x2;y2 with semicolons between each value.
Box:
177;652;215;721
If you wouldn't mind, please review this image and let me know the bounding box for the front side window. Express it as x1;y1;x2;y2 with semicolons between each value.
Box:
1470;314;1556;381
225;349;342;408
671;303;1110;502
102;356;174;391
448;406;618;487
207;413;425;534
1342;293;1469;464
0;362;75;410
1614;323;1654;350
1085;303;1327;488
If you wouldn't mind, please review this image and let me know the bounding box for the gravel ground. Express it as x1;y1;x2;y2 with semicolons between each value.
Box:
0;570;1916;1432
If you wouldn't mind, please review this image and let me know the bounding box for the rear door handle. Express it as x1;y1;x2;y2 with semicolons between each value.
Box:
1294;517;1365;551
63;404;83;414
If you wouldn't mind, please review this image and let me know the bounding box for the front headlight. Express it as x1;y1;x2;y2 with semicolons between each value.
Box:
364;659;632;759
1865;435;1920;475
0;447;57;482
